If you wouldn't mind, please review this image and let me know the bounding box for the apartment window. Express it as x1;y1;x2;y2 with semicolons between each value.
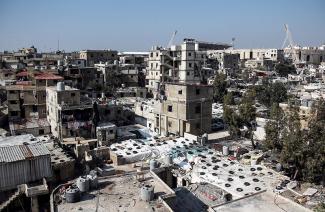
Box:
9;91;15;94
178;90;182;95
187;72;190;76
189;63;192;68
150;53;153;57
168;122;172;127
71;93;75;97
195;104;201;114
112;54;115;57
9;100;16;104
168;105;173;112
196;123;201;129
196;88;200;95
131;75;133;78
32;105;37;112
156;63;158;68
10;111;18;116
39;129;45;135
156;72;158;76
109;129;114;134
156;53;158;57
188;52;192;57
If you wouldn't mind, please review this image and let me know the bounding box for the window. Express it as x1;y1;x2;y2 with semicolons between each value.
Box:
196;88;200;95
9;100;16;104
168;105;173;112
168;122;172;127
156;63;158;68
178;90;182;95
10;111;18;116
150;53;153;57
9;91;15;94
105;109;111;115
71;93;75;97
196;123;201;129
109;129;114;134
189;63;192;68
187;72;190;76
112;54;115;57
117;110;121;114
32;105;37;112
156;53;158;57
39;129;45;135
195;104;201;114
188;52;192;57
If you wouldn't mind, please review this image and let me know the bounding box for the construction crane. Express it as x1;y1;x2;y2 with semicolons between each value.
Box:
282;24;299;63
167;30;177;48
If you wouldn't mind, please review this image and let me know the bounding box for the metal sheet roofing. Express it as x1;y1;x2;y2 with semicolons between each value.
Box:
0;143;50;163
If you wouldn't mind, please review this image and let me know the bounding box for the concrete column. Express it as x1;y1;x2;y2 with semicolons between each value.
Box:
31;196;39;212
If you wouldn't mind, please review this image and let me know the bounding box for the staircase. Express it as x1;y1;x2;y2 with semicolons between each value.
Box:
0;187;24;211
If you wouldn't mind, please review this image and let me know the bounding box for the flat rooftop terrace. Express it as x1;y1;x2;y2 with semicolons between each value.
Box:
57;172;174;212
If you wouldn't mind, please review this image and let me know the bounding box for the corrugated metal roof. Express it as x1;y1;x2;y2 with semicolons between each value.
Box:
0;143;50;163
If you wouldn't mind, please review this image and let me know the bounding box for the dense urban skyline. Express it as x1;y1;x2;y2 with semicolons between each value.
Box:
0;0;324;52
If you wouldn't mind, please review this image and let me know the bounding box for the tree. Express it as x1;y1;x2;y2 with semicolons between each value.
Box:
264;103;284;151
223;92;235;105
275;63;296;77
255;79;287;107
223;105;241;138
213;72;227;103
302;99;325;183
280;105;305;180
239;89;257;148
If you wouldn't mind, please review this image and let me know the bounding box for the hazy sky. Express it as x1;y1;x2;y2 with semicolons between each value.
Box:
0;0;324;52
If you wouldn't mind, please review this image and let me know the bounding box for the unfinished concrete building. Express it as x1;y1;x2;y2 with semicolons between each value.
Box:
64;66;104;90
146;39;221;94
46;83;94;139
79;49;118;66
154;83;213;136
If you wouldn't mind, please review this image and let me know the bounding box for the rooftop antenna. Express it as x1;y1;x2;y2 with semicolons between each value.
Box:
57;39;60;52
167;30;177;48
231;37;235;49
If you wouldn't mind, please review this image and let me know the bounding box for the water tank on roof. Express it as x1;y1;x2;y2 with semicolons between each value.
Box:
140;185;154;202
222;146;229;156
57;82;65;91
87;174;98;189
163;154;173;165
150;160;158;171
76;176;90;192
65;187;81;203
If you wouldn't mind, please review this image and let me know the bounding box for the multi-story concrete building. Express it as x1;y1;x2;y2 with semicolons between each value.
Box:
46;83;94;139
285;46;325;65
154;83;213;136
213;48;284;62
146;39;221;93
64;66;104;90
207;51;240;73
6;73;63;121
79;50;118;66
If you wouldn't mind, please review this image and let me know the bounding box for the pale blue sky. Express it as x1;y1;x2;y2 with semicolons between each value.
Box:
0;0;324;52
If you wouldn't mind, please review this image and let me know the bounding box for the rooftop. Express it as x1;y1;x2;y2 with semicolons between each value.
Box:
0;142;50;163
57;171;174;212
34;72;63;80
